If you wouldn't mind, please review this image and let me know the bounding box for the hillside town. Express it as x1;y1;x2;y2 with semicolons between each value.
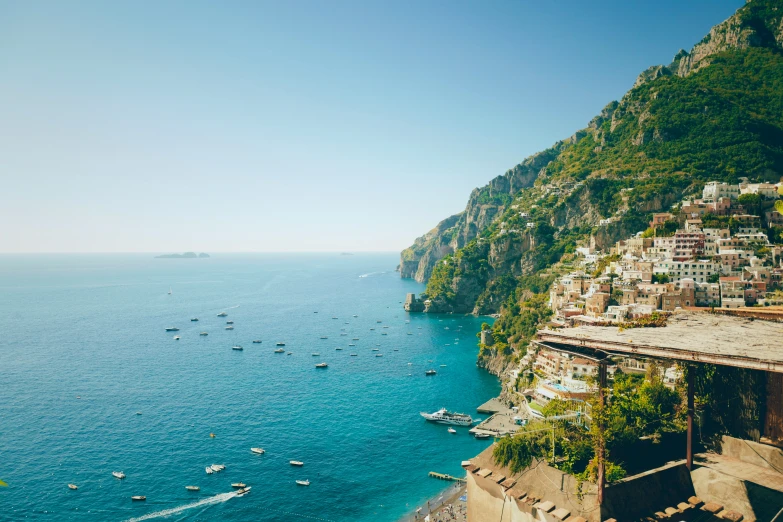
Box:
549;180;783;325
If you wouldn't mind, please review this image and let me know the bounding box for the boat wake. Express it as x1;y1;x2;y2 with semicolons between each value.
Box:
227;304;241;309
358;271;386;278
123;491;237;521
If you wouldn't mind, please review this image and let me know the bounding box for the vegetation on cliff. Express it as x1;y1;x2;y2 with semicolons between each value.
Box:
402;0;783;370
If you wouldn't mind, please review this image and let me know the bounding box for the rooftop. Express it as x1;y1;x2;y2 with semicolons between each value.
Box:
537;311;783;373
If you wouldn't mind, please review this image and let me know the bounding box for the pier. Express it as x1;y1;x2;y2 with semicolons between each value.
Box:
428;471;466;483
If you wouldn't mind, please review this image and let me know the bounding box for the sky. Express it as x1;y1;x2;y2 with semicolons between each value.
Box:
0;0;744;253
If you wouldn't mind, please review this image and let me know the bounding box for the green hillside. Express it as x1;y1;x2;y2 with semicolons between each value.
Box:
400;0;783;367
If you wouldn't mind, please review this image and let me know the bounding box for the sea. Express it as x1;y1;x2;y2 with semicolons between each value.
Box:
0;253;499;521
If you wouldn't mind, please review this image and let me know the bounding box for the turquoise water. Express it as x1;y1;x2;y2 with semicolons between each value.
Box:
0;253;498;521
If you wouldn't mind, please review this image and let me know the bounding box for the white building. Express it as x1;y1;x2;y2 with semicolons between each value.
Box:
702;181;739;202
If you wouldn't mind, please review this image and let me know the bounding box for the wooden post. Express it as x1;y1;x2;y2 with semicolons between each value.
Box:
597;360;607;505
687;367;694;470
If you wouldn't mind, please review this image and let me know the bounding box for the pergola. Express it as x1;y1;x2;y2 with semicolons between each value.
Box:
533;310;783;504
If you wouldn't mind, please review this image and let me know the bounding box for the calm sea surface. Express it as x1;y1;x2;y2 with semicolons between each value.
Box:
0;253;498;521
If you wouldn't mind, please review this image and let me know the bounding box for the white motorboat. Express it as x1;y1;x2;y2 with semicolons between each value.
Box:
275;348;285;353
232;345;243;350
375;354;383;357
225;326;234;330
335;347;343;350
68;484;78;490
474;433;491;440
165;327;179;332
112;471;126;479
296;479;310;486
200;332;209;336
425;369;437;376
350;353;357;356
205;467;213;474
276;342;286;346
253;340;262;343
231;482;246;488
290;460;304;466
251;447;265;454
217;312;228;317
315;362;328;368
420;408;472;426
173;336;181;340
131;496;146;501
185;486;200;491
236;486;251;496
211;464;224;472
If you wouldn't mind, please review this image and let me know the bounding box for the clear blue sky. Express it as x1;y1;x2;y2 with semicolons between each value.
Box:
0;0;743;253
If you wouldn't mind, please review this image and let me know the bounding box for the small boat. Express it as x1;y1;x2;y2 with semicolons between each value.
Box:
331;317;338;320
251;447;265;454
253;340;262;344
350;354;357;356
382;326;389;329
425;369;437;376
381;333;387;336
348;344;356;347
407;333;412;335
393;349;399;352
210;465;223;472
185;486;200;491
315;362;328;368
231;483;247;488
200;332;208;336
168;287;172;295
112;472;126;479
136;411;142;415
217;312;228;317
440;364;447;367
369;328;375;331
353;315;358;317
165;327;179;332
335;347;343;350
68;484;78;490
287;352;293;355
352;338;359;340
372;348;379;351
131;496;146;501
232;345;243;351
276;342;286;346
448;428;457;434
173;336;181;340
312;353;320;356
226;320;234;325
376;320;382;323
191;318;199;322
296;480;310;486
474;433;491;440
375;354;383;357
205;467;213;474
275;348;285;353
236;486;251;496
320;336;328;339
225;326;234;330
340;333;347;336
290;460;304;466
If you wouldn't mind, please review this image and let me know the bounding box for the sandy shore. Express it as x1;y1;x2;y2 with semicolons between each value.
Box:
399;481;467;522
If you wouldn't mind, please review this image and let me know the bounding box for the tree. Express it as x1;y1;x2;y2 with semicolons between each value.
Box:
738;193;762;216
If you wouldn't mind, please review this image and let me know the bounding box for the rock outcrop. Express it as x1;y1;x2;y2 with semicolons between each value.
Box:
403;293;425;312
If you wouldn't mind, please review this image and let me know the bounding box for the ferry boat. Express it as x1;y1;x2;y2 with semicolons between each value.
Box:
165;327;179;332
185;486;200;491
217;312;228;317
420;408;472;426
112;471;126;479
251;447;265;454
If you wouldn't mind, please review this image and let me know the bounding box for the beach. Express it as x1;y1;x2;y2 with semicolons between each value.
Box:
401;481;468;522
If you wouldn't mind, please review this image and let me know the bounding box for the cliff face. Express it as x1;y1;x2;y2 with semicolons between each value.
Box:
400;146;562;283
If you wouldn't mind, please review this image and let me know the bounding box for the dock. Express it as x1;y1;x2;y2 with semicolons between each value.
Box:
428;471;466;483
476;397;509;414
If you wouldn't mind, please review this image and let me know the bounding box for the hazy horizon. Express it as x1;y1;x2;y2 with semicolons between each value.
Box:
1;0;743;253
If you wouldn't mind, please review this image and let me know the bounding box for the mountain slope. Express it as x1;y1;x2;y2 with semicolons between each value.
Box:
400;0;783;367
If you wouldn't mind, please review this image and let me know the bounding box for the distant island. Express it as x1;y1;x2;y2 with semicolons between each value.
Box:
154;252;210;259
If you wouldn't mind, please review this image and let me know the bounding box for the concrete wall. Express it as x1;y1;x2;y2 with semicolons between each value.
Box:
601;461;695;520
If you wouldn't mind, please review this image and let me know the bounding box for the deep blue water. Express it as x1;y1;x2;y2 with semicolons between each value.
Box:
0;253;498;521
